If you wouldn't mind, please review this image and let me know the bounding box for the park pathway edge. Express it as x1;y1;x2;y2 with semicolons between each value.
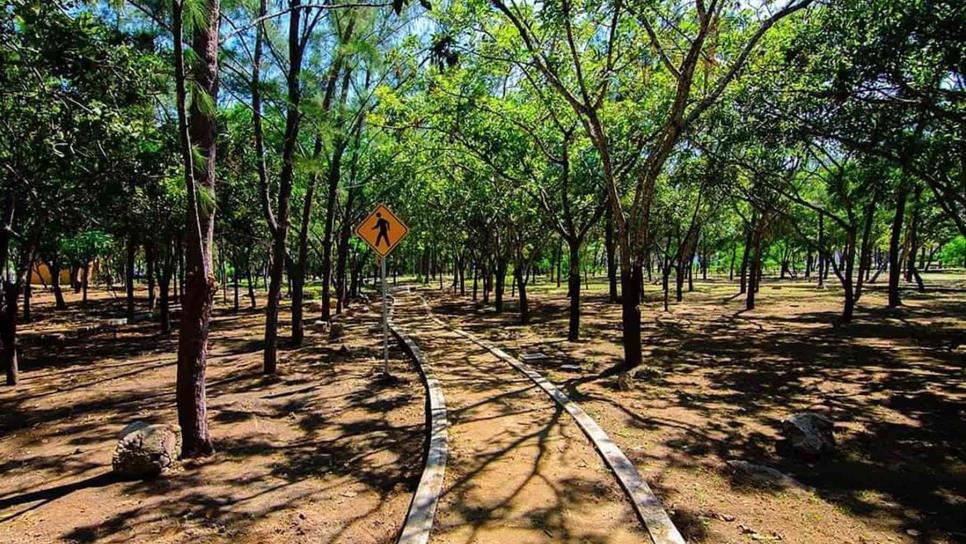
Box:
415;294;686;544
388;295;448;544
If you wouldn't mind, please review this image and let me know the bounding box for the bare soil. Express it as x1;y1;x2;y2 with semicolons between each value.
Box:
418;273;966;544
0;287;425;544
392;290;647;544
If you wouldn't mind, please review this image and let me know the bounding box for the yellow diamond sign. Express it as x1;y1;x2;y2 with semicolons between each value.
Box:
355;204;409;257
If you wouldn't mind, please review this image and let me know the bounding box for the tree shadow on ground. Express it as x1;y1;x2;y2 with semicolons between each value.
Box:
418;278;966;542
0;291;425;543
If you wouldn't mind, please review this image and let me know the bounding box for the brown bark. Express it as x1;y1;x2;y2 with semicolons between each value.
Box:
172;0;219;458
887;180;908;307
567;239;581;341
264;0;307;372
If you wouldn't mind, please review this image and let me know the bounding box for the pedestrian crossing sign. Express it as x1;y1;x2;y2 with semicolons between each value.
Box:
356;204;409;257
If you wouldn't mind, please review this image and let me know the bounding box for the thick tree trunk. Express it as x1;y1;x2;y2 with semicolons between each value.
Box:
618;261;643;370
567;239;581;341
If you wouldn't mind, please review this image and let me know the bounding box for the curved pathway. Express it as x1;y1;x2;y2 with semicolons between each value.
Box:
392;290;651;544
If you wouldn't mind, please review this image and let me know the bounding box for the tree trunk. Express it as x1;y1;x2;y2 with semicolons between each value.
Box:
126;236;137;321
746;229;762;311
50;257;66;310
246;264;256;309
618;261;643;370
817;214;825;287
264;0;306;371
1;281;18;386
516;268;529;325
146;243;156;310
159;260;172;335
494;259;507;313
81;262;89;306
739;221;753;294
172;0;219;458
605;210;618;302
906;184;925;292
233;260;240;313
567;238;581;341
472;261;478;301
887;182;908;307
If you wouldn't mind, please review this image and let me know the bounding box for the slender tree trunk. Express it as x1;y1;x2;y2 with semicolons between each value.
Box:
746;229;762;311
472;261;478;301
887;182;908;307
159;257;172;335
81;262;89;306
567;238;581;341
555;240;562;288
817;214;825;287
739;220;753;294
126;236;136;321
1;279;18;386
494;259;507;313
605;210;618;302
146;243;156;310
516;267;529;324
264;0;306;372
246;263;256;309
729;242;736;282
172;0;219;458
232;259;240;313
50;257;66;310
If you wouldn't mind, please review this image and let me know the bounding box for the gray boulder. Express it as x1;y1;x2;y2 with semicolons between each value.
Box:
780;412;835;458
112;421;180;479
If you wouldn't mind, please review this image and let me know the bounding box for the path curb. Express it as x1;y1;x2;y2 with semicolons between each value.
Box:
388;296;448;544
418;296;685;544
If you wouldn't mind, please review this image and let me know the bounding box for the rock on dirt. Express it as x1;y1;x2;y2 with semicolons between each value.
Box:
329;322;346;340
112;421;180;479
726;460;809;492
780;412;835;458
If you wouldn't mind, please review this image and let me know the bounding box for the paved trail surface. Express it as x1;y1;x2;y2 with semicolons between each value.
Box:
393;292;647;544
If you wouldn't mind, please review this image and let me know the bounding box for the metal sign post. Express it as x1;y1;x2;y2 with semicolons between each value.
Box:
381;256;389;376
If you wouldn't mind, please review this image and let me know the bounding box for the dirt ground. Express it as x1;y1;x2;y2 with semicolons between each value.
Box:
0;287;425;544
392;290;647;543
418;272;965;544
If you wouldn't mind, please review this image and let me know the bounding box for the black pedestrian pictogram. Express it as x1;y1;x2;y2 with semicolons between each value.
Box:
373;212;391;247
356;204;408;257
